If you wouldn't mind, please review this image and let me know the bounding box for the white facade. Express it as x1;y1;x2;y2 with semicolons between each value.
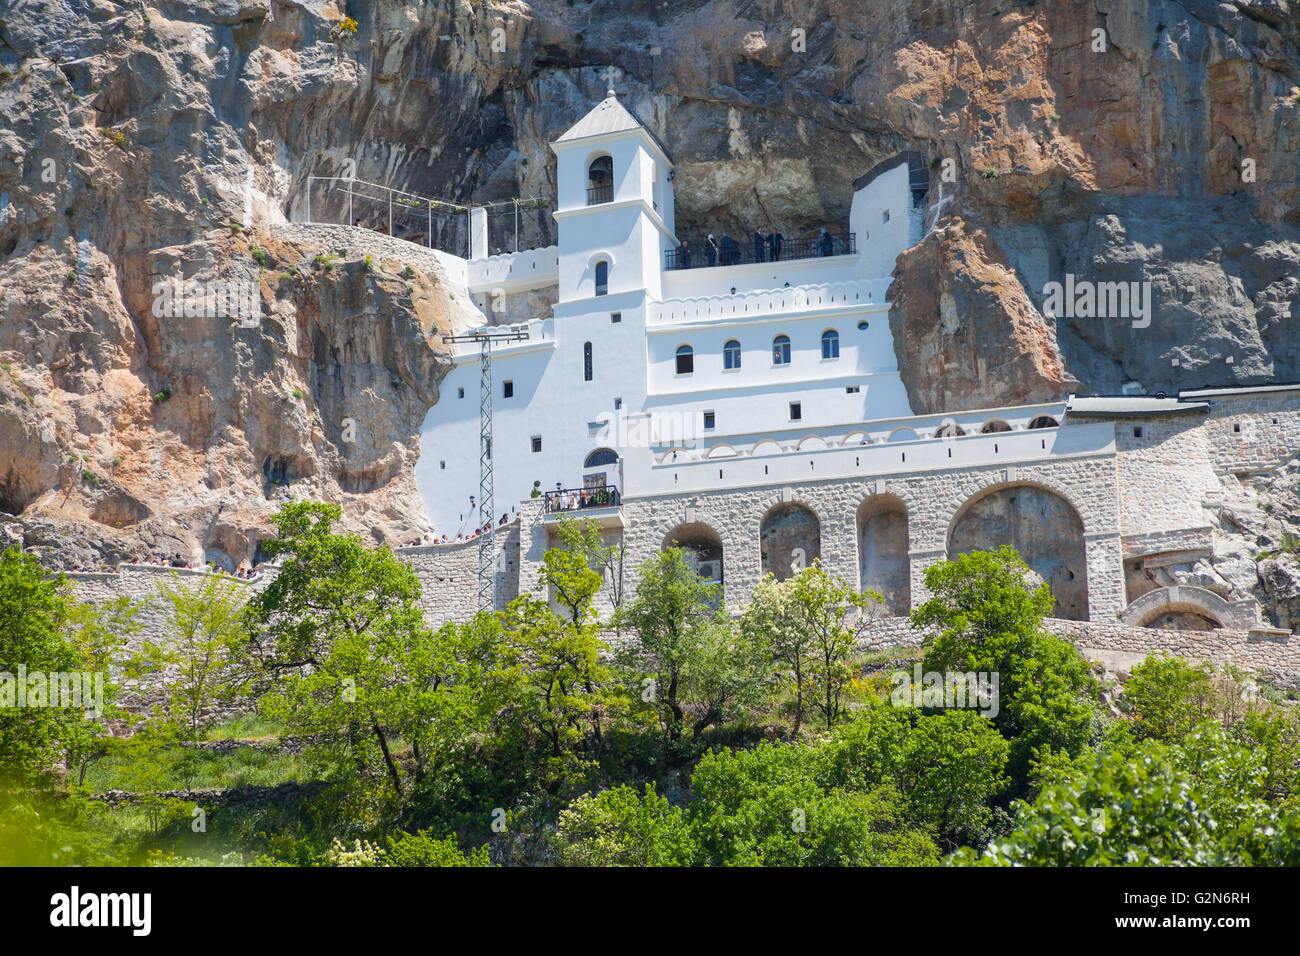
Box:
414;92;920;536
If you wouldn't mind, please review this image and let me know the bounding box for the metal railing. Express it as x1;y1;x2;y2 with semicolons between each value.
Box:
300;177;549;256
587;184;614;205
665;232;856;271
544;485;622;514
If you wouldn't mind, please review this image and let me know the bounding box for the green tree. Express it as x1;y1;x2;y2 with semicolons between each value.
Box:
912;547;1095;782
146;573;249;738
248;502;485;809
1124;654;1214;743
382;829;493;866
552;516;627;614
614;548;759;743
740;561;874;731
0;548;107;788
555;784;696;866
686;741;938;866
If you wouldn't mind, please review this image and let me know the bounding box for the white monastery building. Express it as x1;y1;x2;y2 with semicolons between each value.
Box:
415;88;923;539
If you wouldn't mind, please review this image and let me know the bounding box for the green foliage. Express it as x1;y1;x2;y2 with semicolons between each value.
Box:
687;742;938;866
615;548;764;743
1124;654;1214;742
740;561;876;731
912;547;1095;784
555;784;695;866
0;549;94;787
382;829;492;867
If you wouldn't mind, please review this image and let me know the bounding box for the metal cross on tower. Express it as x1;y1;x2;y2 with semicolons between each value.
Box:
441;326;530;611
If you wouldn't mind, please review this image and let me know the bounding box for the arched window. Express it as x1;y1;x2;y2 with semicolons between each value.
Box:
676;344;694;375
587;155;613;204
1028;415;1060;429
594;260;609;296
723;339;742;370
772;334;791;366
821;328;840;359
583;341;593;382
584;448;619;468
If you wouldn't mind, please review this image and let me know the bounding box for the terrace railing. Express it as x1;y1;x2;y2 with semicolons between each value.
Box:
544;485;622;514
665;232;856;271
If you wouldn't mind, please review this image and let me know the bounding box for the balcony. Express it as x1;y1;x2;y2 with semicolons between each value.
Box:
542;485;624;528
665;232;855;271
587;184;614;205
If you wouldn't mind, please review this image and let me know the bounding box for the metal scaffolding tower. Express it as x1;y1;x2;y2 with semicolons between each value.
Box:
441;326;530;611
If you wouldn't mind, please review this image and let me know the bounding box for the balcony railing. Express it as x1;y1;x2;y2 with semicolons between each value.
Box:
665;232;856;271
587;184;614;205
544;485;621;514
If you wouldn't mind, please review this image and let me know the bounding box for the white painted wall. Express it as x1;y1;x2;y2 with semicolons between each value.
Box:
415;110;932;535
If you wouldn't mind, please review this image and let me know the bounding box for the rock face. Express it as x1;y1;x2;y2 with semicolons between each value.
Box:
0;0;1298;565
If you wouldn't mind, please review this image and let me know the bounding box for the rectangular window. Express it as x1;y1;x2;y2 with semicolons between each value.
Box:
610;312;622;324
503;380;513;398
1133;426;1144;438
703;411;716;430
439;460;446;470
846;385;861;394
531;436;542;453
457;387;464;399
789;401;802;421
614;397;622;410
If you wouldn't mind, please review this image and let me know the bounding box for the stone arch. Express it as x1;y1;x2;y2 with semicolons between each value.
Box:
887;426;920;443
857;494;910;615
981;419;1012;434
706;444;738;459
752;439;782;456
797;435;828;451
947;482;1089;620
1028;414;1060;429
663;522;725;585
760;501;821;581
1121;585;1255;631
934;421;966;438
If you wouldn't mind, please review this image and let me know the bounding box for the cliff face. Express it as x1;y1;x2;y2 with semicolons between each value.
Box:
0;0;1297;564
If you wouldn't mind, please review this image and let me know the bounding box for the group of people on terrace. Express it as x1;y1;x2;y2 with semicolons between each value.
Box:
673;226;845;270
403;511;519;548
63;555;267;578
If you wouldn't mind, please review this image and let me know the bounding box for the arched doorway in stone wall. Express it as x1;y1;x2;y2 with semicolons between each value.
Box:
857;494;910;616
947;484;1089;620
663;522;724;586
760;502;821;581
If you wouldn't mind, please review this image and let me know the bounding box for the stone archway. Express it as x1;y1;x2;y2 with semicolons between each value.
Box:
663;522;724;585
857;494;910;615
1121;585;1258;631
760;502;821;581
947;483;1089;620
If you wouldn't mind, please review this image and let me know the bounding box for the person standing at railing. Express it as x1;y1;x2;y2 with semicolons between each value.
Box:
753;226;766;263
706;234;718;267
678;239;692;269
769;228;783;262
818;227;833;257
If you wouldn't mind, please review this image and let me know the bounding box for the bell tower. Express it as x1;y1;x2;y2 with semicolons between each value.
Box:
551;83;675;304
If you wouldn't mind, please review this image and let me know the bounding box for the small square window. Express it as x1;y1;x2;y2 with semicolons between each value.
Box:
531;436;542;453
610;312;622;324
614;397;622;410
503;380;514;398
1233;423;1241;433
703;411;716;430
846;385;860;394
439;460;446;470
457;387;464;399
1133;426;1144;438
882;209;890;223
790;401;802;421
